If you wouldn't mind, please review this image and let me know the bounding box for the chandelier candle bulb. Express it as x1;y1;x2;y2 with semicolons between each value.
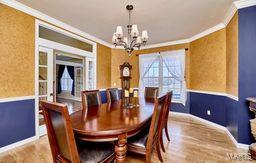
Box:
116;26;123;38
131;25;139;37
129;88;133;93
142;30;148;40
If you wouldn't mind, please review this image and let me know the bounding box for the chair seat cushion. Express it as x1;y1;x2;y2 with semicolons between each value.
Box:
77;141;115;163
128;127;149;148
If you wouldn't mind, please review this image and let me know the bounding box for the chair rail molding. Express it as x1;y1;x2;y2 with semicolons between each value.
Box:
0;96;35;103
187;89;239;101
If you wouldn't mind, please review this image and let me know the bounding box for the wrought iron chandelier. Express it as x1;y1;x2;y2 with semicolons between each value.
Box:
112;4;149;56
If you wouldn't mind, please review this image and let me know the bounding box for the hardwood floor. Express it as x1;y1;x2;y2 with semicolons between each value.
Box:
0;114;253;163
56;98;82;114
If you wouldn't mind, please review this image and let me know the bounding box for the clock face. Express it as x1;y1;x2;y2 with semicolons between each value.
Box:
123;67;130;77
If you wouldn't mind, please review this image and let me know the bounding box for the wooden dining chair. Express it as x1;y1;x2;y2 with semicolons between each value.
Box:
127;94;167;162
106;88;120;103
81;90;102;118
144;87;159;100
159;91;173;152
41;101;115;163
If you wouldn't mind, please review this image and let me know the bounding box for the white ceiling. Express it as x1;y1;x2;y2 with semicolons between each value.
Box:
16;0;236;45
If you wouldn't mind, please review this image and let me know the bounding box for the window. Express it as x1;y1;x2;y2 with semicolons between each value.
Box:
162;59;182;99
139;50;186;102
86;59;96;90
61;66;73;91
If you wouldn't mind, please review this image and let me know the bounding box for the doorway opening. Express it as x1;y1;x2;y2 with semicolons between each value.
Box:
36;20;97;137
55;52;84;102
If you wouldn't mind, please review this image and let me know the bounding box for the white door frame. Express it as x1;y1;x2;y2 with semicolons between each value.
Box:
37;46;54;136
35;19;97;138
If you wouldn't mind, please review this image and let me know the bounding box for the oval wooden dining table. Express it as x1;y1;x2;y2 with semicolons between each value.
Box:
70;98;155;162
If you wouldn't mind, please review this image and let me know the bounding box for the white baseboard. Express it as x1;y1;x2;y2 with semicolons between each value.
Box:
225;128;238;146
189;114;227;131
169;111;190;117
170;111;249;150
39;125;47;137
0;136;37;154
237;143;250;149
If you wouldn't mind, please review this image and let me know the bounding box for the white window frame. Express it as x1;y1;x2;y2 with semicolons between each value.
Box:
86;58;96;90
140;53;185;104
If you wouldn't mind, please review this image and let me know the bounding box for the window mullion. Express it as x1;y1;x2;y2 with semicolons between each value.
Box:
159;57;163;94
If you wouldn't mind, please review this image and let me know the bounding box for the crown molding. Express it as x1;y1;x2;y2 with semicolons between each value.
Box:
113;23;225;50
234;0;256;9
1;0;249;50
223;3;237;26
188;23;225;42
140;39;190;50
0;0;112;48
112;23;225;50
135;23;225;50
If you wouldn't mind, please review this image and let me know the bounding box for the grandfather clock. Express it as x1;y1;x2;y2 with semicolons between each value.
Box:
120;62;132;90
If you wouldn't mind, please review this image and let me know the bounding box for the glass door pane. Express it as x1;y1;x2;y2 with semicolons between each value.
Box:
38;46;53;137
75;67;83;97
86;58;95;90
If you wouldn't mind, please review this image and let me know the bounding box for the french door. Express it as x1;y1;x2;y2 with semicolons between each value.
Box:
38;46;53;136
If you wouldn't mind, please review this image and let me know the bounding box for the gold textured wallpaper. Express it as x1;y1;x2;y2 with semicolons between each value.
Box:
226;12;238;96
190;29;227;93
111;49;139;88
0;4;35;98
0;3;239;97
97;44;111;89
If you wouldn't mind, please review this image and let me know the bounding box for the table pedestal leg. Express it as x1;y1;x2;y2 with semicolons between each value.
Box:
115;134;127;163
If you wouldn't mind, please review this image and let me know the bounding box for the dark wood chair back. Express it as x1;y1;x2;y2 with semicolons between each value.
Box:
164;91;173;122
106;88;120;103
145;87;159;100
81;90;102;120
146;94;167;160
81;90;102;108
41;101;80;163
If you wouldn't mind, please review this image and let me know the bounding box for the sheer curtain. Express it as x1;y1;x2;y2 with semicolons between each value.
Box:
57;65;66;94
139;53;159;96
160;50;186;105
139;49;187;105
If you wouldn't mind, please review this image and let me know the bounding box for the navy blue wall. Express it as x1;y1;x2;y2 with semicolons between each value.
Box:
238;6;256;144
100;90;123;104
190;92;227;126
226;97;238;140
171;92;190;113
0;99;35;147
100;90;108;104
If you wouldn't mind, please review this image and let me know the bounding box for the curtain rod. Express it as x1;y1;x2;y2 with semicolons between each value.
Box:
135;48;189;56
